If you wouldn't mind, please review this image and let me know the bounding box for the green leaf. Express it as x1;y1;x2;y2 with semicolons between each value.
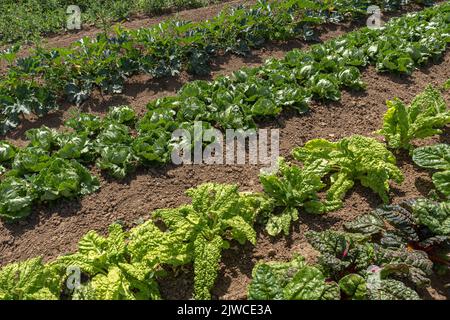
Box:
283;266;339;300
339;274;367;300
433;171;450;197
412;199;450;236
193;235;223;300
293;135;403;207
0;177;34;222
248;263;284;300
412;144;450;170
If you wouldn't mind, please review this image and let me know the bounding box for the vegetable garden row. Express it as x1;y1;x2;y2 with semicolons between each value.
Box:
0;0;437;134
0;0;449;301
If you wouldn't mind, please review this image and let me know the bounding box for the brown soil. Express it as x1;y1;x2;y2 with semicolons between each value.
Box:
0;5;449;301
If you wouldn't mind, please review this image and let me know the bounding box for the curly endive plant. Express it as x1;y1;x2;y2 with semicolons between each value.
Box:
292;135;404;212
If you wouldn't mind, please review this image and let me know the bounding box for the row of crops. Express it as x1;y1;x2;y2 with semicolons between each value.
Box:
1;1;449;222
0;0;226;45
0;0;438;134
0;82;449;299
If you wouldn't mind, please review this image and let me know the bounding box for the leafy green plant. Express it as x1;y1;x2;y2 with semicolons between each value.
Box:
376;86;450;151
292;135;404;212
0;257;62;300
152;183;261;299
444;79;450;91
248;255;340;300
259;158;339;236
345;199;450;273
413;144;450;198
0;141;16;174
54;224;162;300
248;252;422;300
0;177;35;222
0;0;445;134
306;229;432;296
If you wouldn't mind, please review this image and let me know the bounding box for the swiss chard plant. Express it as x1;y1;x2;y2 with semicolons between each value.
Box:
292;135;404;212
376;86;450;151
306;229;432;298
413;144;450;198
0;257;62;300
259;158;340;236
53;224;163;300
152;183;264;300
248;255;340;300
248;252;422;300
345;199;450;274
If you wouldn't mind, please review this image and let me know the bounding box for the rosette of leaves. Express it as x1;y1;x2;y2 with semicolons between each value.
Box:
292;135;404;212
413;144;450;198
306;230;433;291
345;199;449;273
105;105;136;125
0;177;35;221
248;255;340;300
152;183;261;300
94;122;138;179
53;224;162;300
376;86;450;151
0;257;62;300
65;113;103;137
259;158;340;236
30;158;100;202
23;126;94;162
